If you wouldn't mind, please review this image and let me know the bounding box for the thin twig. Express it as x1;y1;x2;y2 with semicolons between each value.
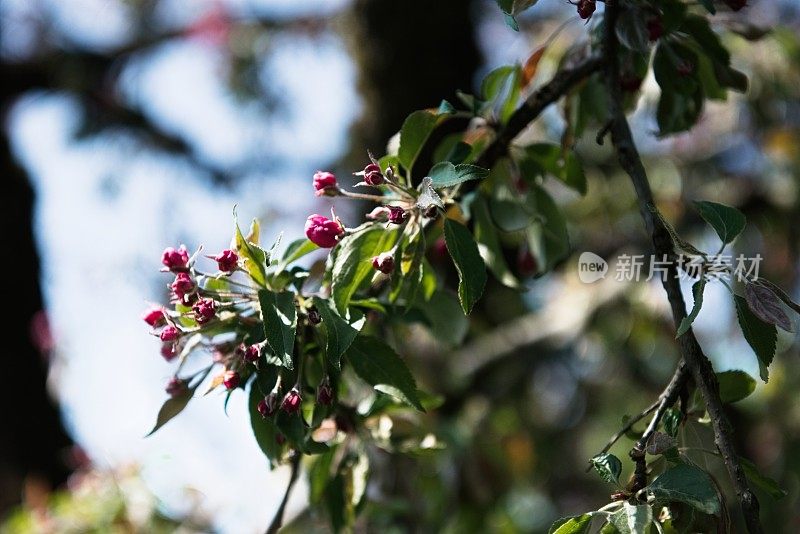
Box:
474;54;605;170
600;2;761;531
266;452;302;534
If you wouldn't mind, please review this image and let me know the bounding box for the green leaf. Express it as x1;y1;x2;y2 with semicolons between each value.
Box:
258;289;297;369
744;282;793;331
145;369;209;437
648;463;721;515
308;448;336;504
417;290;469;347
248;381;281;462
428;162;489;188
398;110;439;172
590;453;622;485
437;99;455;115
677;278;706;337
345;336;424;411
473;196;521;288
518;143;587;195
526;184;570;273
332;226;397;315
609;502;652;534
734;295;777;382
443;218;487;314
663;407;682;438
693;200;746;245
739;457;788;500
716;370;756;403
145;389;193;437
752;279;800;316
481;65;521;123
277;238;318;272
233;212;269;287
616;7;651;53
549;514;593;534
313;297;365;369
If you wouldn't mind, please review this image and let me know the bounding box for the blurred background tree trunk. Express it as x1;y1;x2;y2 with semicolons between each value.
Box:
2;97;73;514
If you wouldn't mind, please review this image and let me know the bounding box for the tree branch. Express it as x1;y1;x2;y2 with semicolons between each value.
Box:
475;54;604;169
266;452;302;534
600;2;761;531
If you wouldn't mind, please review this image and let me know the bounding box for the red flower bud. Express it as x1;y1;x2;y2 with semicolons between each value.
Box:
160;325;180;342
305;214;344;248
313;171;339;196
165;377;187;397
223;370;240;390
171;272;195;300
275;433;286;445
142;306;166;327
363;163;384;186
162;246;189;272
161;342;178;361
620;74;644;93
243;344;260;363
517;248;538;277
577;0;595;19
281;388;302;414
372;252;395;274
192;298;216;324
677;60;694;77
214;249;238;273
387;206;408;225
307;307;322;325
257;392;279;417
317;380;333;405
646;16;664;42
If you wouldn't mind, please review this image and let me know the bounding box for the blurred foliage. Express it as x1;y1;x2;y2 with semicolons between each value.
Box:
0;466;210;534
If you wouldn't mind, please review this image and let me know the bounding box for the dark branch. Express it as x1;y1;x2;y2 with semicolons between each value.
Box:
600;2;761;531
475;55;604;169
266;452;302;534
629;361;689;494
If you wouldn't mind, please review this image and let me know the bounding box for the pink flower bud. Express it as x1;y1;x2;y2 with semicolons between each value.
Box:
313;171;339;196
223;370;240;390
162;246;189;271
372;252;395;274
171;272;195;300
160;325;180;342
317;380;333;405
281;388;302;414
387;206;408;225
363;162;384;186
305;214;344;248
161;342;178;361
142;306;166;327
214;249;238;273
646;16;663;42
192;298;216;324
165;377;187;397
257;392;279;417
243;344;260;363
